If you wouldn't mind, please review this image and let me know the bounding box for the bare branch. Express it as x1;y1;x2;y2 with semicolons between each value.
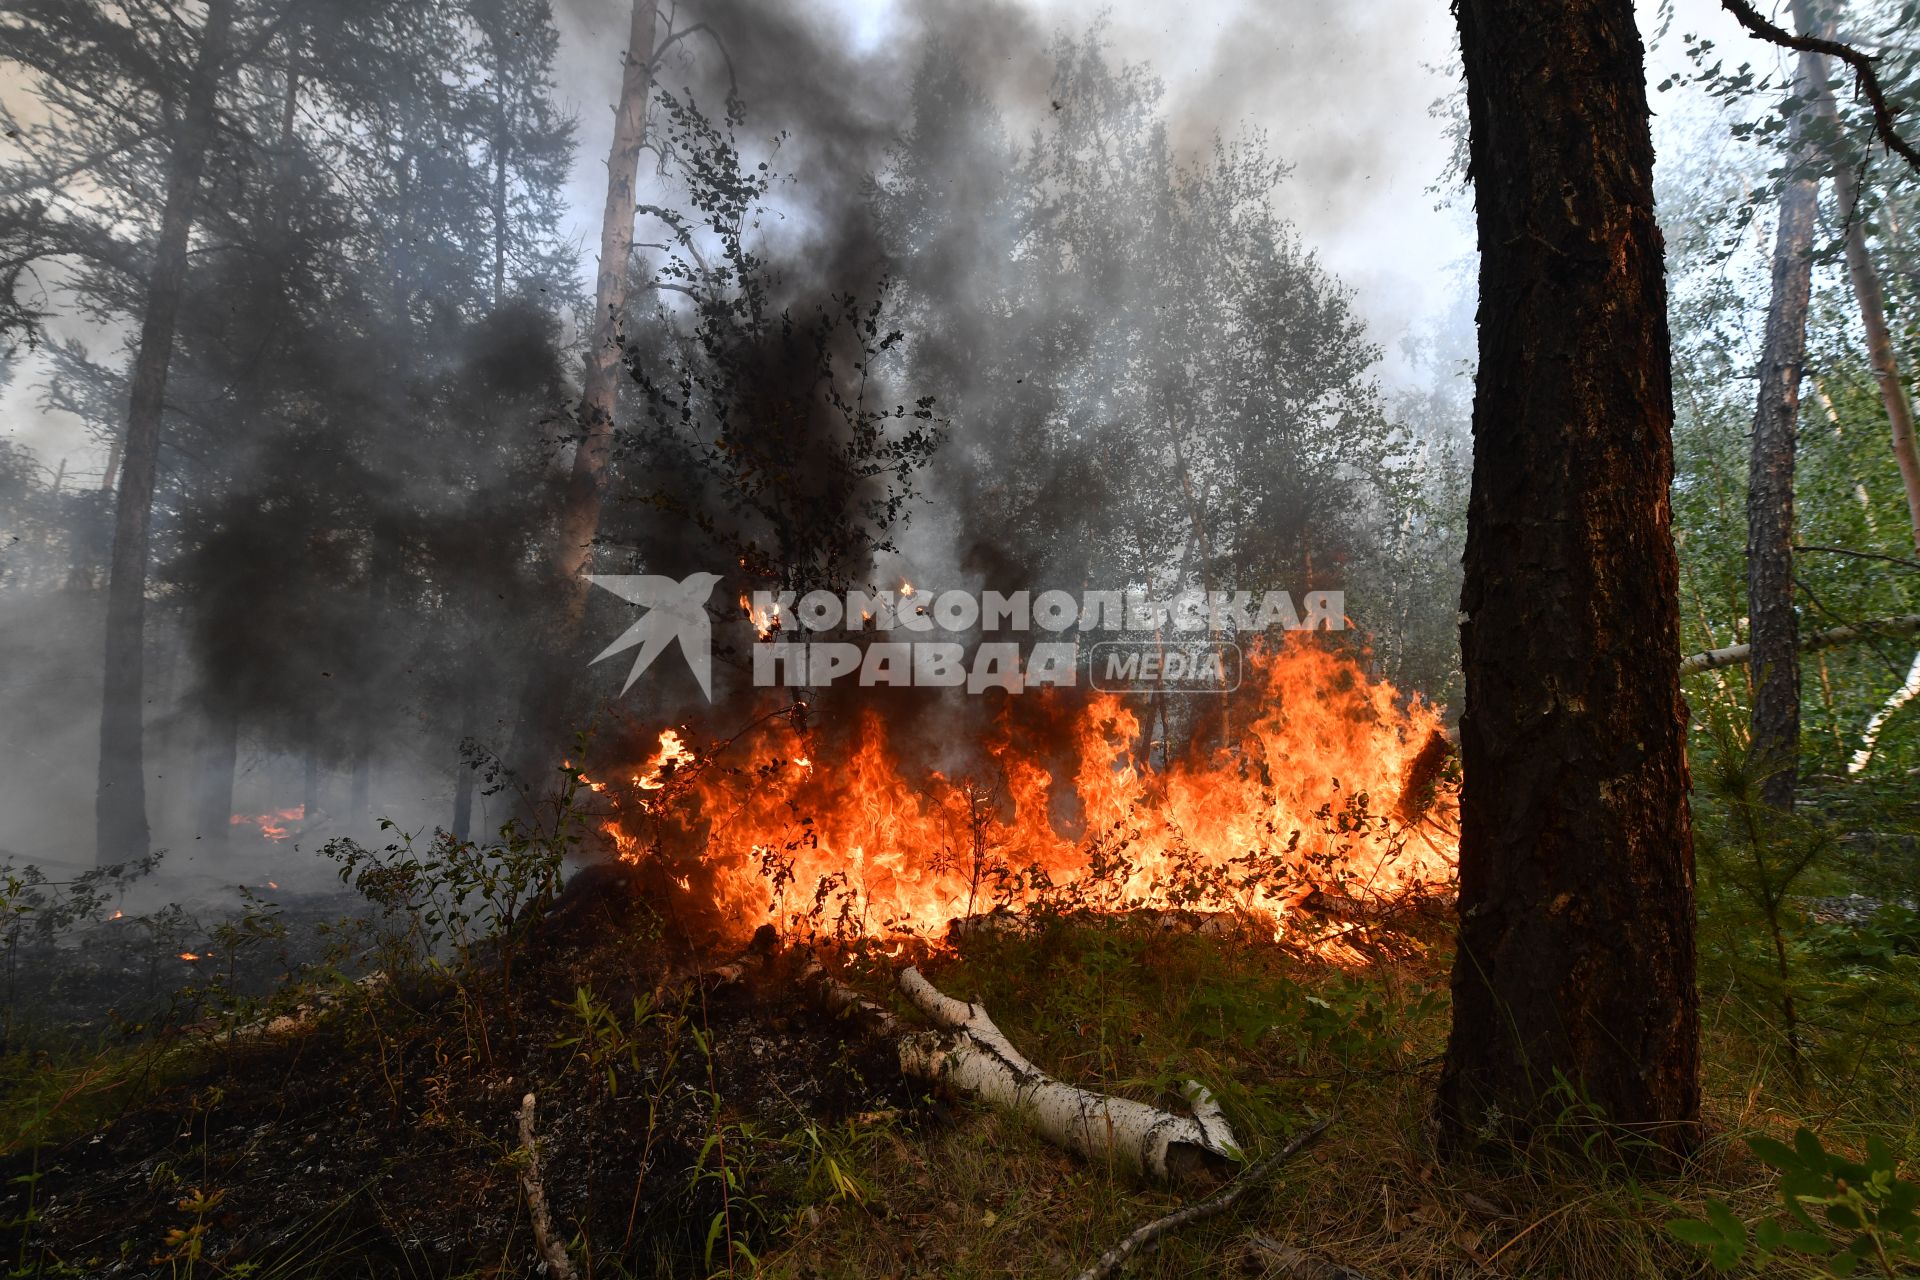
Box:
515;1093;577;1280
1795;543;1920;573
1074;1113;1338;1280
649;22;736;95
1719;0;1920;172
1681;614;1920;675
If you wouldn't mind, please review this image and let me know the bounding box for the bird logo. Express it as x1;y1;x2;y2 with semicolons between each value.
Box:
586;572;723;699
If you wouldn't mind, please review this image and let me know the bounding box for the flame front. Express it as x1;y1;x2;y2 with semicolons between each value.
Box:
586;640;1457;943
740;593;781;639
230;806;304;841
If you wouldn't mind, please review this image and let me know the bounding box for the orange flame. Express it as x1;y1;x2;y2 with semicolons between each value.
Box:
230;806;304;841
588;639;1458;946
636;729;696;790
740;593;781;639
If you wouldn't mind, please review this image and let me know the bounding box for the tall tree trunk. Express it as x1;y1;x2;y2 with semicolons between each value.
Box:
1436;0;1699;1161
1746;57;1822;812
1793;0;1920;552
555;0;658;620
350;532;396;830
491;62;509;309
99;437;122;497
509;0;659;789
194;702;238;848
96;0;234;866
452;684;479;841
302;749;322;824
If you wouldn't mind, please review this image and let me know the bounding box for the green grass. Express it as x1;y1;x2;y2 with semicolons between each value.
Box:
2;765;1916;1279
757;907;1920;1280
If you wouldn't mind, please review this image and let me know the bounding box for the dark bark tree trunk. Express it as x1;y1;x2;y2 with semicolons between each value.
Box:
302;749;322;825
491;62;509;309
96;0;234;866
452;743;477;841
451;690;478;840
349;518;399;827
194;703;238;848
1436;0;1699;1161
1746;56;1821;811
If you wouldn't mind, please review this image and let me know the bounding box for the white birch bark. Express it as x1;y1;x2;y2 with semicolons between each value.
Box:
894;966;1240;1183
1848;649;1920;774
1681;615;1920;676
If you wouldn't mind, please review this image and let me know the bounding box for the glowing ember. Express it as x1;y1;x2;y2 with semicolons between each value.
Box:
587;639;1458;945
230;806;304;841
179;952;200;962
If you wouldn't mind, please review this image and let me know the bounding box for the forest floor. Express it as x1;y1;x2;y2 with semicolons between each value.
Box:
0;847;1911;1279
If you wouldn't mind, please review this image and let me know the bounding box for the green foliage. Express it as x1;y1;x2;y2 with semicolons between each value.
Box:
624;86;945;606
870;24;1463;706
323;763;587;978
784;1118;876;1212
686;1020;766;1279
1670;1128;1920;1276
551;985;657;1097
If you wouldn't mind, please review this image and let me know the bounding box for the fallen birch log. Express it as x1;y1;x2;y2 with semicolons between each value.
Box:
796;956;907;1041
1680;614;1920;676
895;965;1241;1184
1073;1111;1337;1280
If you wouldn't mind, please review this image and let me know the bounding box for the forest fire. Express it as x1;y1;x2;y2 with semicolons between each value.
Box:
584;640;1457;944
229;806;305;842
740;593;781;638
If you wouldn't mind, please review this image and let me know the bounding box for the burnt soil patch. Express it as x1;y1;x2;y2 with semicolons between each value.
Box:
1;869;920;1278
